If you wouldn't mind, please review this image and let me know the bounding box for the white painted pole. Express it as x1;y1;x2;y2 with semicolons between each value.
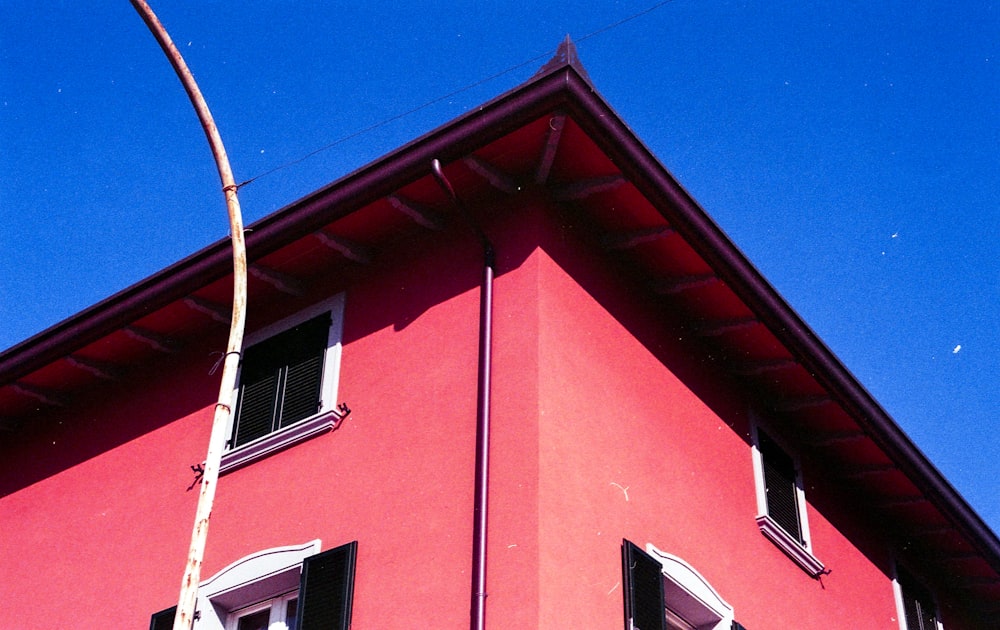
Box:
128;3;248;629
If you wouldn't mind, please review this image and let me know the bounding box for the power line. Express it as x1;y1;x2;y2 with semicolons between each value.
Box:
237;0;677;189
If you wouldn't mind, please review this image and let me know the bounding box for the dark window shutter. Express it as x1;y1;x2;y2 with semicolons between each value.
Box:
731;622;749;630
149;606;176;630
232;313;330;448
899;569;938;630
280;352;324;427
233;370;280;446
758;430;802;543
622;539;666;630
296;541;358;630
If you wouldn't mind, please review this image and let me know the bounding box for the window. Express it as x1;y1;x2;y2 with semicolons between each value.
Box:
750;425;825;577
228;592;297;630
622;540;739;630
221;294;345;472
622;539;666;630
150;539;357;630
894;567;941;630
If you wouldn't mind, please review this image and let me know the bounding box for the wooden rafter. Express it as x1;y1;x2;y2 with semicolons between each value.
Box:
603;225;675;251
692;317;758;337
124;326;176;353
806;429;867;447
651;273;718;294
843;462;897;479
249;264;305;296
10;382;66;407
313;231;373;264
463;155;520;194
388;194;445;230
65;355;121;380
774;394;832;412
534;112;565;184
183;296;231;324
882;495;929;508
732;358;798;376
552;174;626;201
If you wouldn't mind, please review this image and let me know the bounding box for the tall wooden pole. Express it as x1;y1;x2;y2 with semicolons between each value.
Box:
129;3;248;629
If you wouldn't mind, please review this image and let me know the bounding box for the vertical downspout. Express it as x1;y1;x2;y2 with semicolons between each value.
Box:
431;160;495;630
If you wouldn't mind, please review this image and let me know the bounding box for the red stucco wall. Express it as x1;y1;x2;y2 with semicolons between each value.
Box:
0;193;971;628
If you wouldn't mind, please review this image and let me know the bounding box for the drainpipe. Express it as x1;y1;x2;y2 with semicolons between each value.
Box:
431;159;495;630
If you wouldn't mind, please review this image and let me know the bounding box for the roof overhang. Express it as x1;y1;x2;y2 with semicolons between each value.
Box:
2;47;997;616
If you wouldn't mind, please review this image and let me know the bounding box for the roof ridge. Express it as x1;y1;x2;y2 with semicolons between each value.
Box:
532;35;592;83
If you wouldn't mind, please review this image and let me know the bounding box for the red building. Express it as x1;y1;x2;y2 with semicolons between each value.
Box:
2;41;998;629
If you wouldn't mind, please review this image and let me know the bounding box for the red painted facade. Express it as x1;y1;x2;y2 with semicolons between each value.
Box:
1;45;997;628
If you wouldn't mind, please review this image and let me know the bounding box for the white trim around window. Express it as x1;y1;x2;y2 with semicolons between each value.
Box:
195;540;321;630
750;420;825;577
645;544;734;630
892;563;943;630
220;293;345;472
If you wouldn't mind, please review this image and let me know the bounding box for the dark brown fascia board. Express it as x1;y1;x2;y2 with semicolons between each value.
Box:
551;75;1000;567
3;61;998;568
0;66;577;385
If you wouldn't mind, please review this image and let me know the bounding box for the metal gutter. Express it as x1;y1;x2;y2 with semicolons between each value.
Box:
0;69;571;385
554;72;1000;566
3;54;997;578
432;159;495;630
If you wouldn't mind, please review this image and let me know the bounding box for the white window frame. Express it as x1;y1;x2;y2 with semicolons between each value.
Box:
225;591;298;630
892;564;943;630
221;293;345;473
750;419;826;577
645;544;734;630
192;540;321;630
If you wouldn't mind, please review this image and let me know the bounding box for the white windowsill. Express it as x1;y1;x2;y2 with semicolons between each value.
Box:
220;410;342;473
756;514;826;577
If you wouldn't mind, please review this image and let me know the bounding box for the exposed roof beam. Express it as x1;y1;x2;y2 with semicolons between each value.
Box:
124;326;175;353
732;358;798;376
882;495;930;508
388;194;445;230
843;462;897;479
806;430;867;447
774;395;833;412
692;317;758;337
183;296;231;324
534;112;565;184
651;273;718;294
249;264;305;297
552;174;626;201
909;522;953;536
953;575;1000;586
463;155;520;194
65;355;121;381
10;382;67;407
603;225;675;251
942;550;984;561
313;231;373;265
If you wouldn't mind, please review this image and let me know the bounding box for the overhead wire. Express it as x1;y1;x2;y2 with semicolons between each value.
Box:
236;0;677;189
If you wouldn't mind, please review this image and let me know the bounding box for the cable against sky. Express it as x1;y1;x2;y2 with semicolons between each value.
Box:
236;0;678;189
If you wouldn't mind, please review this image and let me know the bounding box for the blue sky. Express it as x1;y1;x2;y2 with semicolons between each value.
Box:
2;2;997;532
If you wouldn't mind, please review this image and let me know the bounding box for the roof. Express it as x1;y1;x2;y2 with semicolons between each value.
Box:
3;38;998;617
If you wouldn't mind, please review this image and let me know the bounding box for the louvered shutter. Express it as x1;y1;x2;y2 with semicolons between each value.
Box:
899;569;938;630
622;540;666;630
758;430;802;543
296;541;358;630
149;606;176;630
232;313;330;448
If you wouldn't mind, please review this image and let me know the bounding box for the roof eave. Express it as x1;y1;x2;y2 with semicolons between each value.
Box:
555;73;1000;565
0;64;582;384
3;59;997;571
